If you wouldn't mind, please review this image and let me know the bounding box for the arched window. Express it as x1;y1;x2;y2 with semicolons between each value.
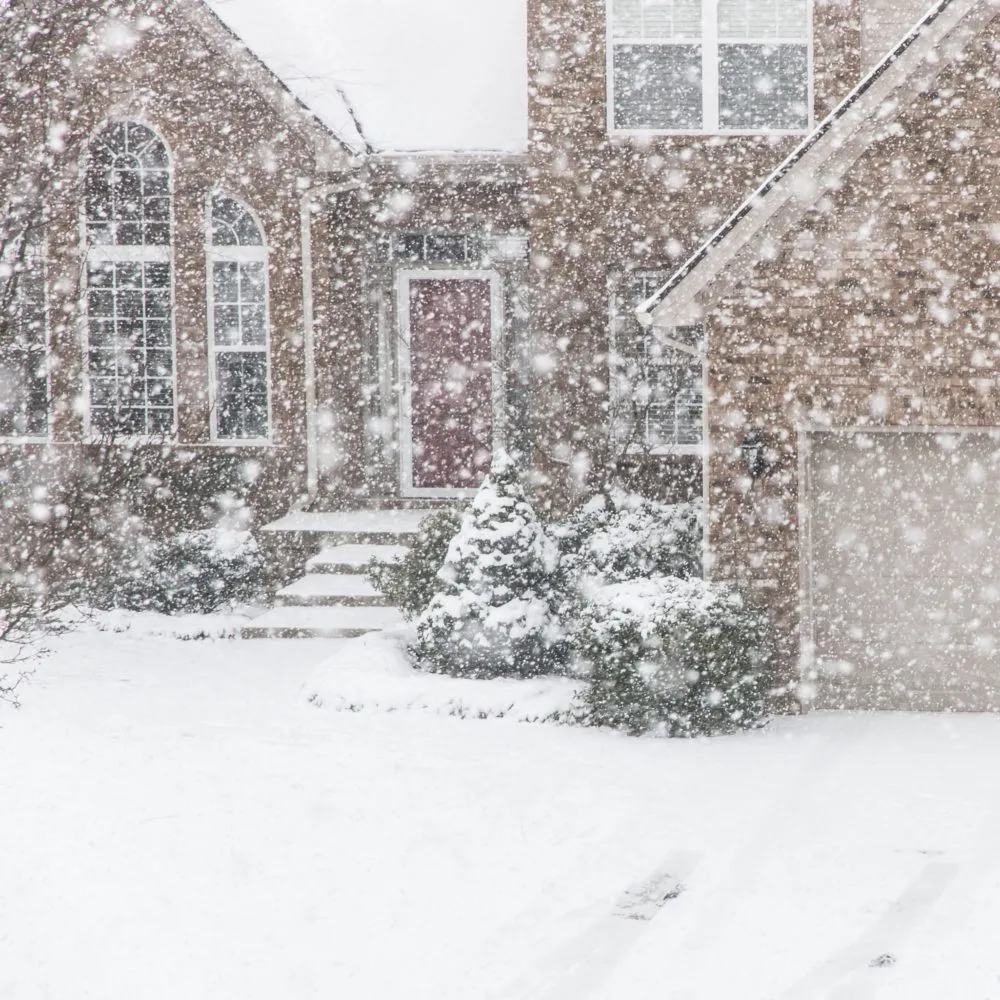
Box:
207;193;269;441
85;121;175;435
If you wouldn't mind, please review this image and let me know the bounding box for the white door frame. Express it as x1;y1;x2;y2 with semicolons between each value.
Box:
396;268;505;498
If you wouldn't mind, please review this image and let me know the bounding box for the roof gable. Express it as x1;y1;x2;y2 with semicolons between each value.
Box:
177;0;355;165
637;0;992;329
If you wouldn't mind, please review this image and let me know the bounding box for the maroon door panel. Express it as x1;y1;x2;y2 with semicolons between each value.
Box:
408;278;493;490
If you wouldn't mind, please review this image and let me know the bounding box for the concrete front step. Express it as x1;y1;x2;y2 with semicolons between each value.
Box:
275;573;386;608
241;605;406;639
306;543;409;574
262;509;429;546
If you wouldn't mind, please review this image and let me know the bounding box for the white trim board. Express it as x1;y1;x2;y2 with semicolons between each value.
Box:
396;268;505;498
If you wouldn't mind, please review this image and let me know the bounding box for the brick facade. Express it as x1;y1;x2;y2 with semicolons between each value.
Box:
524;0;863;505
1;0;348;521
686;10;1000;679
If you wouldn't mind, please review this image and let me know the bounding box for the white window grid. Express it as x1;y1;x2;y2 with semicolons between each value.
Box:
607;0;812;135
610;271;704;452
83;122;177;438
206;193;271;443
0;244;48;439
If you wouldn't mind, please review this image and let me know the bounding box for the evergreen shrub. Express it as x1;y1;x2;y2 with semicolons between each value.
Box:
367;508;463;619
573;576;773;736
554;489;702;589
414;453;567;678
94;529;264;614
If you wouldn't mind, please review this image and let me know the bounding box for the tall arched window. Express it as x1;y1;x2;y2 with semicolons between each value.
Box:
207;193;269;441
85;121;175;435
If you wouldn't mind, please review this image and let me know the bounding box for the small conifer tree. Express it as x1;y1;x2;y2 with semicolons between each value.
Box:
414;452;566;678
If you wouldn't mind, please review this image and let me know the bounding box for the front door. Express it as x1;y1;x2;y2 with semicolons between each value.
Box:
398;271;501;496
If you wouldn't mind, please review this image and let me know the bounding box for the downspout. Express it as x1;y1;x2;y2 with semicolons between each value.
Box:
299;190;319;497
299;179;362;500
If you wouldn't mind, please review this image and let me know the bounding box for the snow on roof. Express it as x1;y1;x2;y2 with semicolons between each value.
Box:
204;0;528;154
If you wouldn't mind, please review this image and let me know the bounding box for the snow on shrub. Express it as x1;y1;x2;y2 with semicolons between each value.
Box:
573;576;773;736
306;628;579;721
554;489;702;591
367;507;463;619
414;452;567;678
95;528;264;614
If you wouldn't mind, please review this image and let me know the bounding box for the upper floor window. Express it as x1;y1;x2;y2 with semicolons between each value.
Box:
207;193;269;441
85;122;176;435
610;272;703;451
609;0;810;133
0;244;48;438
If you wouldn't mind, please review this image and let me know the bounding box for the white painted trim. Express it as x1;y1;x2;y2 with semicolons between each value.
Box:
796;425;813;694
205;190;272;444
397;268;504;498
605;0;813;136
88;245;171;263
700;350;710;580
80;119;179;439
300;191;318;494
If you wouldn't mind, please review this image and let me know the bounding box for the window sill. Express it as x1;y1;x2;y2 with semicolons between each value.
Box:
639;444;704;457
206;439;277;449
609;128;809;139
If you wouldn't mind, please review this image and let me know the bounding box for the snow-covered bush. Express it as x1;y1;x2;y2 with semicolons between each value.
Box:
94;529;264;614
414;453;567;678
554;490;702;591
573;577;773;736
367;508;463;619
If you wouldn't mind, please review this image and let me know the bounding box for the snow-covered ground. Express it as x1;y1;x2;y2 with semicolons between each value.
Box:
2;621;1000;999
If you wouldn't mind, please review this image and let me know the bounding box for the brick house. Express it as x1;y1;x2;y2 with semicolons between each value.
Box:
5;0;995;702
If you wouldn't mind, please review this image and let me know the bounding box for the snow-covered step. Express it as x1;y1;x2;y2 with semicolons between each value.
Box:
306;543;408;574
241;605;406;639
275;574;386;608
261;509;428;544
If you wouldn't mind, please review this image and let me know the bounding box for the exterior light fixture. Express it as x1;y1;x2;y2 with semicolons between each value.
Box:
741;431;770;480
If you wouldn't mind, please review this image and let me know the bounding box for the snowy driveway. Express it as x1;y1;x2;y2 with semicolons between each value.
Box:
2;627;1000;999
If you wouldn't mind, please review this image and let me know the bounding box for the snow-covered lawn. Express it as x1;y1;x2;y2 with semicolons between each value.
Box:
3;622;1000;999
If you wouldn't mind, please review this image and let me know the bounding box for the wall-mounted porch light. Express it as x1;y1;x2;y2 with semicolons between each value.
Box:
741;431;771;480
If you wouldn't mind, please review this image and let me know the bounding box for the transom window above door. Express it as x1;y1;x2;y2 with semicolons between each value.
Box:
609;0;810;133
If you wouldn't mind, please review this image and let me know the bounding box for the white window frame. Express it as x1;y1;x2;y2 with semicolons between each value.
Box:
81;119;178;441
606;0;814;136
0;239;50;442
205;191;272;445
609;271;704;455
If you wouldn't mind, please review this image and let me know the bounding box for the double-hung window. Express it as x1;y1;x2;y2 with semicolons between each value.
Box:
207;194;269;441
609;0;810;132
610;272;703;451
85;121;175;436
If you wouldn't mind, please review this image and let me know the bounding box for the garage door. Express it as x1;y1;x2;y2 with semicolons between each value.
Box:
806;431;1000;710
